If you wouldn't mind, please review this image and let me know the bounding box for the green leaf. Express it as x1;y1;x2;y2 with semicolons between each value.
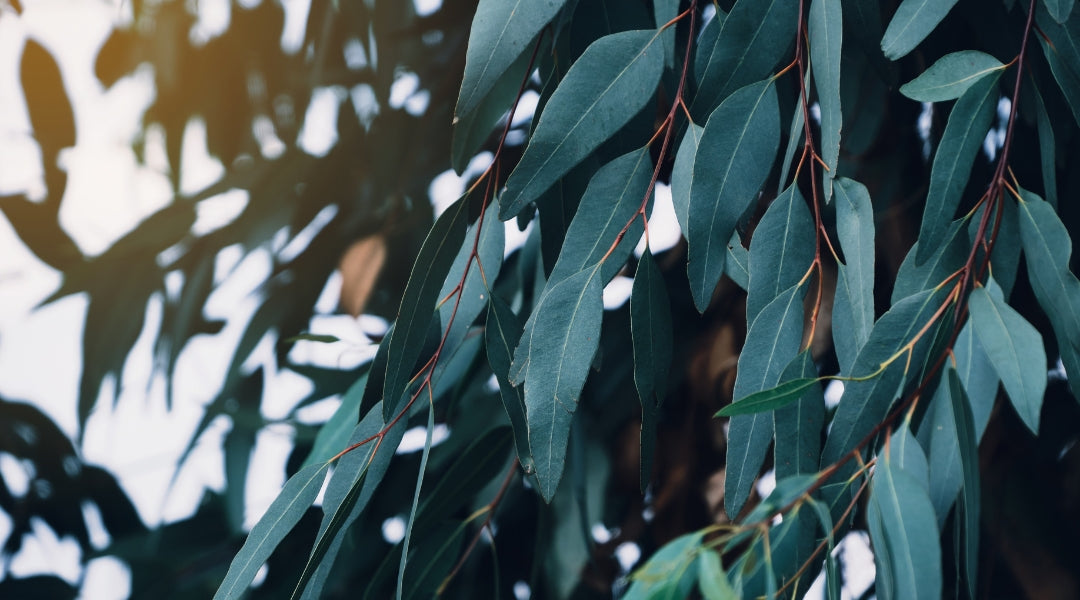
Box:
953;320;998;440
510;267;604;500
437;204;505;358
548;146;652;287
915;71;1000;265
726;284;806;517
833;178;876;372
632;247;673;492
880;0;960;60
396;403;435;600
725;233;750;291
716;377;821;418
1035;7;1080;127
809;0;842;202
485;295;533;471
692;0;797;117
774;352;825;479
214;462;329;600
777;73;807;192
1016;189;1080;401
969;284;1047;433
294;403;408;599
455;0;567;120
892;219;968;304
624;531;703;599
899;51;1005;102
869;432;942;600
821;287;950;467
1031;78;1059;208
452;43;534;174
285;333;341;344
747;184;815;324
414;427;513;533
687;79;780;312
303;374;367;468
654;0;678;69
917;376;963;525
947;369;981;597
697;550;739;600
806;498;842;600
500;29;664;217
1044;0;1075;25
671;123;704;233
384;197;470;421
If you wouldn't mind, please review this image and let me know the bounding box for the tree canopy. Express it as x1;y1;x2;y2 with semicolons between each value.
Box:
4;0;1080;598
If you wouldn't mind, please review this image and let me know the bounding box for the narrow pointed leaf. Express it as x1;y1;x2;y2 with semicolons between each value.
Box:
810;0;843;202
915;72;1000;265
485;295;533;470
654;0;678;68
899;51;1005;102
632;247;673;491
969;285;1047;433
698;550;739;600
881;0;960;60
747;184;814;324
455;0;567;119
917;377;963;525
688;79;780;312
511;267;604;500
396;403;434;600
1035;7;1080;127
500;29;664;217
1031;78;1059;208
303;373;368;468
947;369;981;596
821;287;950;466
671;123;705;233
777;77;806;192
726;284;806;517
892;219;968;304
1017;189;1080;401
452;45;534;173
384;198;470;420
692;0;797;117
953;320;998;440
725;233;750;291
1044;0;1075;25
214;462;329;600
774;352;824;479
833;178;876;372
716;377;821;418
624;531;703;599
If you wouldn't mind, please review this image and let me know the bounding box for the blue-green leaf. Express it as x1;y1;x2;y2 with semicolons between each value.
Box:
1035;7;1080;127
687;79;780;312
1016;189;1080;401
500;29;664;217
953;320;998;441
384;197;469;420
1044;0;1075;25
747;184;815;325
880;0;960;60
869;432;942;600
915;71;1000;265
917;377;963;525
969;284;1047;433
438;204;505;361
774;352;824;479
821;287;950;467
948;368;981;596
716;376;820;418
725;233;750;291
548;146;652;287
697;549;739;600
692;0;797;117
671;123;705;233
654;0;679;69
396;403;435;600
452;43;534;174
485;295;533;471
810;0;843;202
303;373;368;468
892;219;968;304
511;267;604;500
214;462;329;600
632;247;673;492
899;51;1005;102
1031;78;1059;208
726;283;806;517
833;178;876;372
624;531;703;599
455;0;568;120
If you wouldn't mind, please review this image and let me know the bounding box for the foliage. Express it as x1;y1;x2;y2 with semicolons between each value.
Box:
7;0;1080;598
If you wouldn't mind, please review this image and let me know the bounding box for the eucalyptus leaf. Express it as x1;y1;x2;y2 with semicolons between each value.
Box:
881;0;960;60
899;51;1005;102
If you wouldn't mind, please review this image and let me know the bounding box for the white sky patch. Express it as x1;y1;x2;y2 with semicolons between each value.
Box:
614;542;642;573
193;189;249;236
635;183;681;257
9;518;83;583
755;468;777;502
389;72;420;109
513;581;531;600
279;0;312;53
428;151;493;216
824;380;844;410
298;87;343;157
591;523;612;544
505;219;532;259
917;102;933;160
603;275;634;310
242;425;294;530
0;453;29;497
396;423;451;454
512;90;539;127
351;83;379;130
81;556;131;600
382;515;406;543
414;0;443;17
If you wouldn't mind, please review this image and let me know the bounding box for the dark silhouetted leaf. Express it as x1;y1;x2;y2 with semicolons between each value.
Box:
632;246;673;491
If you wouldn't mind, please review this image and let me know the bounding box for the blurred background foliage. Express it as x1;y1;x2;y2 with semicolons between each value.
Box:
2;0;1080;598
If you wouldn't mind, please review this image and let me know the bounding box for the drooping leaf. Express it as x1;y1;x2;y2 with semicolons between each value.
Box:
214;462;329;600
1044;0;1075;23
833;177;876;372
725;233;750;291
947;368;981;596
746;184;815;325
774;352;825;479
547;146;652;287
899;51;1005;102
698;549;739;600
716;377;821;418
880;0;960;60
510;267;604;500
383;197;469;421
654;0;679;69
953;320;998;440
1035;7;1080;127
623;531;703;599
868;432;943;600
892;219;968;304
810;0;843;202
821;287;950;467
485;295;533;471
1016;189;1080;401
726;283;806;517
687;79;780;312
632;247;673;492
806;498;842;600
414;427;513;533
500;29;664;217
969;284;1047;433
777;72;807;193
455;0;568;120
1031;78;1059;208
437;204;505;357
692;0;797;118
917;376;963;525
396;403;435;599
915;71;1000;265
303;373;368;468
671;123;705;233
